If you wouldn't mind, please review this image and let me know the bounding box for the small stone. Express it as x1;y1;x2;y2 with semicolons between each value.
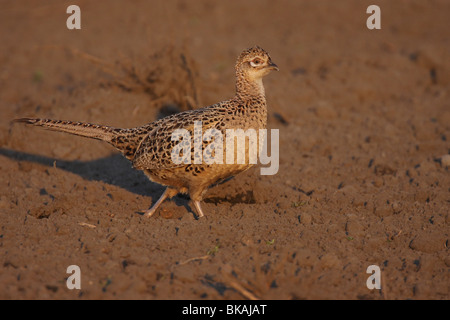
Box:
409;233;447;253
299;212;312;225
318;253;341;269
441;154;450;167
346;220;365;238
372;177;383;188
240;235;254;246
391;201;402;214
313;101;337;119
160;207;174;219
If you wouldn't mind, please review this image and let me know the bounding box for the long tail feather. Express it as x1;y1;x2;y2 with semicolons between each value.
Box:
14;117;149;160
14;117;116;142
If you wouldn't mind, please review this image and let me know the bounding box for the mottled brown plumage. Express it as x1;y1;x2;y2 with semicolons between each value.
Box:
15;46;278;218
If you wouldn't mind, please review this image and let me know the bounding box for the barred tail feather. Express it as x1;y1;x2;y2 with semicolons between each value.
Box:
14;118;116;143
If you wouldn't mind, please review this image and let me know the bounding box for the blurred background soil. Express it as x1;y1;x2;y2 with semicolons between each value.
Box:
0;0;448;299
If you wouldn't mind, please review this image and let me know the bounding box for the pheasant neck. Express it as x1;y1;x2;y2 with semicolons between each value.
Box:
235;73;266;101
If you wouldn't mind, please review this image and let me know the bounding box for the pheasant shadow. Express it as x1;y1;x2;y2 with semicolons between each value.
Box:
0;148;246;215
0;147;163;198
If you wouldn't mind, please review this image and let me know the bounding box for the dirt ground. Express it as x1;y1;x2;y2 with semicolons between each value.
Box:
0;0;449;300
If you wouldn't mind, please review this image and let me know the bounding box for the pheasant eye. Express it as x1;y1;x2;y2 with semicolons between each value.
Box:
250;58;262;67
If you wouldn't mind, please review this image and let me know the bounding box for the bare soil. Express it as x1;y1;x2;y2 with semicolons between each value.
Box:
0;0;449;299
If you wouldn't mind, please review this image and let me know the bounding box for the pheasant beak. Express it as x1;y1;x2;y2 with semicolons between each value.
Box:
267;61;279;71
